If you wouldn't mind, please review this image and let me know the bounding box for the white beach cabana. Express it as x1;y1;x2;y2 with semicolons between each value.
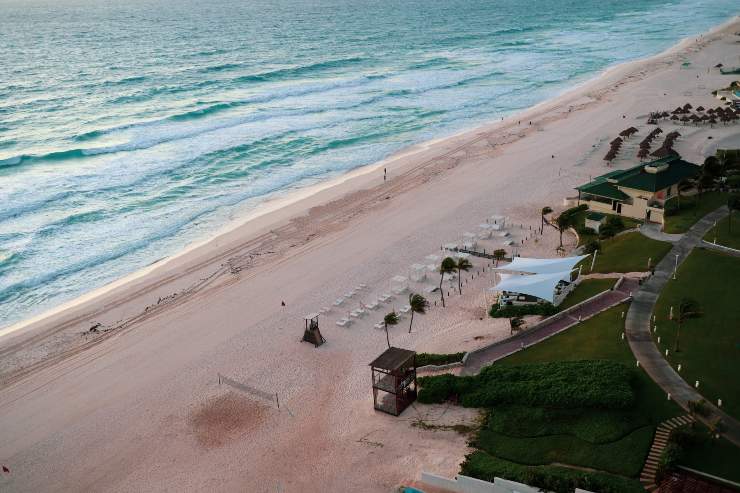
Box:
490;270;574;304
496;255;589;275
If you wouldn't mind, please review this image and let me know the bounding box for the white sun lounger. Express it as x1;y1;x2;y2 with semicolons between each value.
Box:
399;304;411;314
357;283;368;290
319;306;331;315
424;285;438;294
336;318;350;327
365;301;379;310
333;297;345;306
378;293;392;303
373;322;385;330
344;291;355;298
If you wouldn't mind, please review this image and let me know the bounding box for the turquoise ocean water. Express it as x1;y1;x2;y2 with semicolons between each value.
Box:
0;0;737;328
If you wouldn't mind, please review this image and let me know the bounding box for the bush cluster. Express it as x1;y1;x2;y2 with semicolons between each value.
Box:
415;352;465;367
418;360;636;409
489;303;558;318
598;215;625;239
460;451;645;493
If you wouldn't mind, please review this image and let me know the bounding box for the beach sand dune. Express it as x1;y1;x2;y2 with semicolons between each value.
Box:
0;17;738;493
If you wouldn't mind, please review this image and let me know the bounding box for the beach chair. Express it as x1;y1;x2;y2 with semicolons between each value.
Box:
333;297;345;306
336;318;350;327
366;301;379;310
373;322;385;330
399;304;411;314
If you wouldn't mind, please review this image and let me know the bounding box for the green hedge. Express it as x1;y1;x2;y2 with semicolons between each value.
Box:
418;360;635;409
485;404;649;443
490;303;559;318
461;451;645;493
416;352;465;367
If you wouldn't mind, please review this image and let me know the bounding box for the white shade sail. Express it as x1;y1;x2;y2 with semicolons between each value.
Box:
496;255;589;275
489;270;572;303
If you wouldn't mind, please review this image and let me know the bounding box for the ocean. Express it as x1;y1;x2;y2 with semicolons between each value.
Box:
0;0;737;328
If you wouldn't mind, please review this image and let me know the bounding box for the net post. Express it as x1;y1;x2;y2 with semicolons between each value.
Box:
275;393;280;409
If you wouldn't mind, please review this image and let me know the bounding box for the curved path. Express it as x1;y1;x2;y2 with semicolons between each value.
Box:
638;222;684;243
625;205;740;447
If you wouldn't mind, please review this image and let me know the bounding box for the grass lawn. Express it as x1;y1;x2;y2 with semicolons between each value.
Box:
652;248;740;421
497;304;679;425
663;191;727;234
559;278;616;309
703;213;740;250
581;232;673;274
679;435;740;483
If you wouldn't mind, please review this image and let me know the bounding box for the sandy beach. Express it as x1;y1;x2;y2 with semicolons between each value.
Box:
1;16;739;492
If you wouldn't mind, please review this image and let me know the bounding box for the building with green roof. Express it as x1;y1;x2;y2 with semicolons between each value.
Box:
575;155;700;224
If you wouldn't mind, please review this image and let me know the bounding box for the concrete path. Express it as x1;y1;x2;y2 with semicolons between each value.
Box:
626;205;740;447
639;222;684;243
461;278;638;375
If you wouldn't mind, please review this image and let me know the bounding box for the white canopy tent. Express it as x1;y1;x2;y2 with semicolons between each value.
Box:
496;255;589;275
489;270;573;304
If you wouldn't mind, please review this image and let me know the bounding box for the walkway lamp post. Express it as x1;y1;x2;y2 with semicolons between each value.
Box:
673;254;679;280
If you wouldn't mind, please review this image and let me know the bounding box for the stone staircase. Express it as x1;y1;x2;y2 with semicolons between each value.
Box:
640;414;694;491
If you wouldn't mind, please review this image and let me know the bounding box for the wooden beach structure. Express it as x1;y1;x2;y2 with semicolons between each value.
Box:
302;313;326;347
369;347;417;416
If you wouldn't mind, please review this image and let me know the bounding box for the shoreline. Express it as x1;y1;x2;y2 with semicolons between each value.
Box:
2;14;737;342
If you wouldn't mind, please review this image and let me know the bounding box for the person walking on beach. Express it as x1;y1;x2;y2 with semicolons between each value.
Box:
384;168;387;182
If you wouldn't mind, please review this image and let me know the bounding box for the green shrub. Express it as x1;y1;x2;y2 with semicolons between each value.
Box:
726;175;740;188
490;303;559;318
605;215;624;229
460;451;645;493
416;352;465;367
417;374;459;404
583;239;601;254
598;223;619;239
485;404;649;443
664;199;679;216
418;360;636;409
577;226;596;236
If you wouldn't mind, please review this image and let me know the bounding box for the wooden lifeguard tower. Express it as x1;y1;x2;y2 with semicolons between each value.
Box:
302;313;326;347
369;347;417;416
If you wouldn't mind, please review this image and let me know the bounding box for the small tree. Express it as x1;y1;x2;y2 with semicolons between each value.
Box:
383;311;398;349
493;249;506;267
555;211;576;249
674;298;702;352
540;206;553;234
510;317;525;335
676;179;693;208
438;257;456;308
455;257;473;295
408;293;429;333
728;194;740;233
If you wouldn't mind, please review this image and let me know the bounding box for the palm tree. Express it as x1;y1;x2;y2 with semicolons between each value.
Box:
455;257;473;295
555;211;575;249
540;206;553;234
493;249;506;267
408;293;429;333
438;257;456;308
674;298;702;352
383;311;398;349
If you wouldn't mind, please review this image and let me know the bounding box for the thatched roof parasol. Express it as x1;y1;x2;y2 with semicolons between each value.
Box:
683;103;692;110
696;106;705;112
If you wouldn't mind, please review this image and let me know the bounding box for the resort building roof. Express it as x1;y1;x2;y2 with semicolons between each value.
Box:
576;156;700;199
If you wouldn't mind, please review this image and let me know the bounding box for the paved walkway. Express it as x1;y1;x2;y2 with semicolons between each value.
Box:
626;205;740;447
639;222;684;243
461;278;638;375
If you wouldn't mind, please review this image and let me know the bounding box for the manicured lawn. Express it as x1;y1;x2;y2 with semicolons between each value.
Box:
559;278;616;309
679;435;740;483
703;214;740;250
583;232;672;274
498;304;680;425
652;248;740;421
663;191;727;234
